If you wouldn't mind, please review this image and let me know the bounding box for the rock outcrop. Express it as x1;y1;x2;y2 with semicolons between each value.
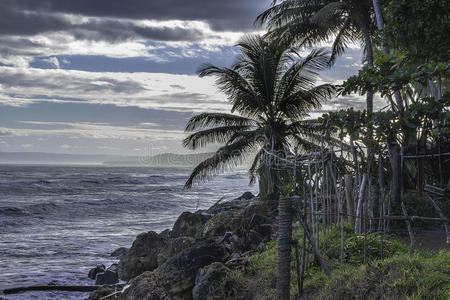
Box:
120;238;230;300
88;264;105;280
119;230;165;281
170;211;211;239
88;192;277;300
192;262;231;300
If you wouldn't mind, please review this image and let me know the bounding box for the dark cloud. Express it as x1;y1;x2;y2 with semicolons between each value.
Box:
2;0;268;32
0;71;145;94
0;3;209;43
0;0;268;42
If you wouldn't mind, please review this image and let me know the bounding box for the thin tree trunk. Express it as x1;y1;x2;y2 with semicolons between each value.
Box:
360;22;374;114
388;143;401;204
355;174;368;233
344;174;354;224
277;196;292;300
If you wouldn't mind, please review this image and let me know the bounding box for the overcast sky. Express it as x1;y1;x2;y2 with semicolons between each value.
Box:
0;0;379;156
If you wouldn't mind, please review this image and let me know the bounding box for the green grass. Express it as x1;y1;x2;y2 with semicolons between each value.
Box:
220;225;449;299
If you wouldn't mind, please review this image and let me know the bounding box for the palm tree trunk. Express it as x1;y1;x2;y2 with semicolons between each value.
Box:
360;22;374;114
372;0;388;55
372;0;405;113
277;196;292;300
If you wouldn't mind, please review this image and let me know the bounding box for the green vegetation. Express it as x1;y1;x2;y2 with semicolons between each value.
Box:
184;0;449;298
220;226;449;300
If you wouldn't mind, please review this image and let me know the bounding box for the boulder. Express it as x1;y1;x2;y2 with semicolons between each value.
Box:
120;238;230;300
107;263;118;273
88;264;105;280
157;236;196;266
192;262;231;300
119;231;165;281
118;272;167;300
201;213;233;238
229;204;274;250
170;211;211;239
238;192;255;200
95;270;119;285
111;247;129;259
157;238;229;298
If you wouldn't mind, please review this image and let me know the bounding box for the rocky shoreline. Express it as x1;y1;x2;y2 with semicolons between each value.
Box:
86;192;277;300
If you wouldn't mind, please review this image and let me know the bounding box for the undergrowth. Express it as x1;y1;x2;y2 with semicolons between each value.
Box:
221;224;449;299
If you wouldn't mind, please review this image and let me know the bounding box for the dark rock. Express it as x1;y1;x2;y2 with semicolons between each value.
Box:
238;192;255;200
118;272;166;300
201;213;233;238
192;262;231;300
157;236;196;266
157;238;229;298
118;231;165;281
159;229;171;240
95;270;119;285
120;238;230;300
107;263;118;273
88;264;105;280
170;211;211;239
230;204;273;250
111;247;129;259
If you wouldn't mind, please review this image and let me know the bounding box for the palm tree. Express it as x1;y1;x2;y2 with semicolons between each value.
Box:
183;35;336;299
256;0;377;114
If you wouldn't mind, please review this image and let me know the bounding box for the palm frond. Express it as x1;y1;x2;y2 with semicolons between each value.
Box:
185;112;255;132
183;125;252;150
184;131;263;189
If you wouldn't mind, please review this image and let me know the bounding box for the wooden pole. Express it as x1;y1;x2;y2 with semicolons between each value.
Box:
355;174;368;233
401;202;416;256
296;212;331;277
298;230;307;297
344;174;354;225
426;195;450;244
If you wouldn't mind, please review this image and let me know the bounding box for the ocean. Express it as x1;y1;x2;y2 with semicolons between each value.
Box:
0;164;257;300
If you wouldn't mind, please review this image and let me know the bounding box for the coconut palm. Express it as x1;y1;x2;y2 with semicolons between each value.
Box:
256;0;377;114
183;35;336;300
184;35;335;188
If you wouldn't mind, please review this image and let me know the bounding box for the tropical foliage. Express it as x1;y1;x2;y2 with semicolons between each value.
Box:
183;35;336;188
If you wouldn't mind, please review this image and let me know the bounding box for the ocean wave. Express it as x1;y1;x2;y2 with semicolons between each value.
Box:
80;198;133;206
224;174;245;179
0;179;52;186
80;175;167;185
0;202;60;217
0;207;29;216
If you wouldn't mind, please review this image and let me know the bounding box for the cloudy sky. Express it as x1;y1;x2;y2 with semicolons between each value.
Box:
0;0;377;157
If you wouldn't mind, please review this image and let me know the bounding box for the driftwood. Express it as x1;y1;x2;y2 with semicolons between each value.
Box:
3;285;100;294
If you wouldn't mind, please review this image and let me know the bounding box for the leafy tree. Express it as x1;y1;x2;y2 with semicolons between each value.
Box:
383;0;450;64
